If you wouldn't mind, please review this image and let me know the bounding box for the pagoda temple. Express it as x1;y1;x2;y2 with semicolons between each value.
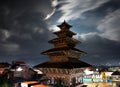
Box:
34;21;91;87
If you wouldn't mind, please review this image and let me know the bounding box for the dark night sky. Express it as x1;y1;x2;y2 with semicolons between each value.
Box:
0;0;120;66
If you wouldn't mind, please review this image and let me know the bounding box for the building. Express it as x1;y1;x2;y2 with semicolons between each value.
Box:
112;71;120;81
0;62;10;75
10;61;36;80
34;21;91;87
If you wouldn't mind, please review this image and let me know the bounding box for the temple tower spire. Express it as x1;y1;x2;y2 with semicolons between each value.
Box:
42;21;86;62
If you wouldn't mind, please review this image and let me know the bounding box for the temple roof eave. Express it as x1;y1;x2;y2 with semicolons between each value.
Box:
41;47;87;55
48;38;80;44
34;60;91;69
53;30;76;35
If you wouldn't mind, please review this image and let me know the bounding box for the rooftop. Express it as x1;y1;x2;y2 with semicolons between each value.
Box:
0;62;10;68
34;60;91;69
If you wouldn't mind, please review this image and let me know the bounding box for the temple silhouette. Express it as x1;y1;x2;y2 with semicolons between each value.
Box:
34;21;91;87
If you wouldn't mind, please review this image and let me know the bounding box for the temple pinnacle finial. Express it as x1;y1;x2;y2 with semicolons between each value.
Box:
64;20;66;23
57;20;72;29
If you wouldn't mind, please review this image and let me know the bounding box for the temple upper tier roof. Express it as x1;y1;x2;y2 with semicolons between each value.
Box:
57;20;72;30
53;29;76;37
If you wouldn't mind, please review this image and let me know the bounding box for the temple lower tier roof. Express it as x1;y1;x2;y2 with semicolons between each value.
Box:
34;60;91;69
42;47;87;55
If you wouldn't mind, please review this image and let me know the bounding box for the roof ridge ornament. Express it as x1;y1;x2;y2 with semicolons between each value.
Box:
57;20;72;29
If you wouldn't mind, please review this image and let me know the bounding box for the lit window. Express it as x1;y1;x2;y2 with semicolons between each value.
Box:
16;67;23;71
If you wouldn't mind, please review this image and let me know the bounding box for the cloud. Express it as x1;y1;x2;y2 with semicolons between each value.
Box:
44;0;58;20
74;32;98;41
48;24;60;32
75;33;120;65
57;0;109;22
0;29;11;42
0;0;54;61
97;9;120;42
51;0;58;7
0;43;19;53
44;8;56;20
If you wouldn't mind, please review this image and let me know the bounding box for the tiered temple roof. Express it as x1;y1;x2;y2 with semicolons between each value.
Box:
34;21;91;87
35;20;91;68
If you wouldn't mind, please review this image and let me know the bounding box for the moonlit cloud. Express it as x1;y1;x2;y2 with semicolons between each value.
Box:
0;43;20;53
44;8;56;20
0;29;11;42
48;24;60;32
44;0;58;20
51;0;58;7
74;8;120;42
97;9;120;42
74;32;98;41
57;0;109;22
33;27;44;33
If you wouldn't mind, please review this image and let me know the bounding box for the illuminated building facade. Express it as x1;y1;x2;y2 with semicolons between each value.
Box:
112;71;120;81
10;61;36;80
34;21;91;87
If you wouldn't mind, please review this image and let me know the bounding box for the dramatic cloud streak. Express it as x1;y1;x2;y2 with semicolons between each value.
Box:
44;0;58;20
97;9;120;42
57;0;109;22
